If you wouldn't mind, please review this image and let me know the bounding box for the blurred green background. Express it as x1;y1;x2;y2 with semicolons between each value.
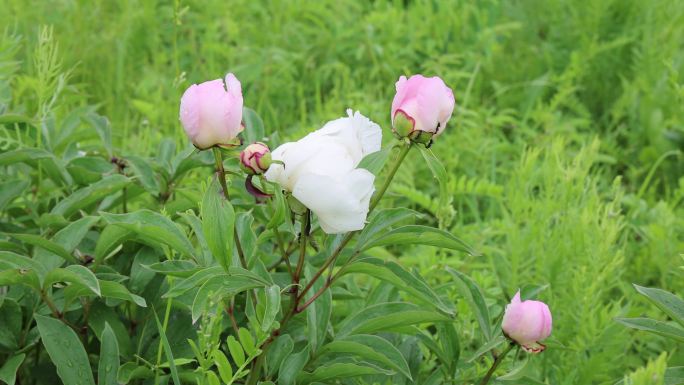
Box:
2;0;683;383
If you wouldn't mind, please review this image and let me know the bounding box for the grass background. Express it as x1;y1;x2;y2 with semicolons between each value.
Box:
2;0;683;383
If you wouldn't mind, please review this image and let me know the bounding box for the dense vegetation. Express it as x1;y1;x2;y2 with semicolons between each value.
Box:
1;0;683;384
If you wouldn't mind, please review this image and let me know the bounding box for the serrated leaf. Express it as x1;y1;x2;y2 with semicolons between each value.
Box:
35;314;96;385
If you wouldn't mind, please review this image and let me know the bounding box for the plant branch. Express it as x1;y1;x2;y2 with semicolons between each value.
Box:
477;342;515;385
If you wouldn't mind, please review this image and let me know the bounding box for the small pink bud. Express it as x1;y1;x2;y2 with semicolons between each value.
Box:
179;73;244;150
390;74;455;141
240;142;271;175
501;291;552;353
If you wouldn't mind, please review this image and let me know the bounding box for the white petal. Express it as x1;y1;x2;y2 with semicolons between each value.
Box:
293;169;375;234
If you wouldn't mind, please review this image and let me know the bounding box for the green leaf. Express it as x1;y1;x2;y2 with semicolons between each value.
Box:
213;350;234;384
362;225;476;255
202;178;235;271
206;371;221;385
266;188;287;229
44;265;101;296
0;179;29;211
0;148;72;185
227;335;246;367
94;225;133;264
238;328;257;356
101;209;194;257
125;155;160;194
339;258;454;315
143;260;201;278
0;299;23;351
447;267;492;340
35;216;100;271
337;302;451;337
117;362;154;384
100;280;147;307
358;146;392;175
85;112;113;156
191;275;265;323
35;314;96;385
634;285;684;328
615;318;684;343
98;323;120;385
319;335;412;379
665;367;684;385
8;233;80;265
0;353;25;385
52;174;131;217
278;344;310;385
298;359;391;383
262;284;281;332
437;322;460;372
266;334;293;377
0;250;49;279
242;107;265;143
153;309;181;385
129;247;159;294
304;265;331;353
356;207;421;247
164;266;224;299
466;335;506;363
0;269;40;291
419;146;452;226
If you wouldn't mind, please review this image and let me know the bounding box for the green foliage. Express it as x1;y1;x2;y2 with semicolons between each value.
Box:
0;0;683;384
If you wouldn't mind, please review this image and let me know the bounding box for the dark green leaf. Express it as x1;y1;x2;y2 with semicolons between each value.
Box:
100;280;147;307
98;323;120;385
242;107;265;143
44;265;101;296
278;344;310;385
94;225;133;264
447;267;492;340
266;334;293;377
362;225;476;255
0;179;29;211
35;216;100;271
0;299;22;351
8;233;79;265
298;359;391;383
125;155;160;194
35;314;96;385
117;362;154;384
319;335;412;379
634;285;684;328
0;353;25;385
615;318;684;343
339;258;454;315
262;284;281;332
356;207;421;247
202;179;235;270
153;309;181;385
358;146;392;175
337;302;451;337
143;260;201;278
466;336;506;363
101;209;194;257
52;174;131;217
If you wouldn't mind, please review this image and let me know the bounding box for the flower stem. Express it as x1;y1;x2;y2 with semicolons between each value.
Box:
477;342;515;385
212;147;230;199
369;140;411;212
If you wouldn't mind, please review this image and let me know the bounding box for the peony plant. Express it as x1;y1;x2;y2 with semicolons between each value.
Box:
0;70;553;385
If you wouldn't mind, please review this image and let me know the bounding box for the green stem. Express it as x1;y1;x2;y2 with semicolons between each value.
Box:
369;140;411;212
154;286;173;385
212;147;230;199
477;342;515;385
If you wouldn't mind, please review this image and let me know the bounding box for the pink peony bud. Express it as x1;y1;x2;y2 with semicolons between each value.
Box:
501;291;552;353
240;142;271;175
390;74;455;141
179;73;244;149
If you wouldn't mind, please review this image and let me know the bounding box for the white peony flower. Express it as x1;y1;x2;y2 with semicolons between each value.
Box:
265;109;382;234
